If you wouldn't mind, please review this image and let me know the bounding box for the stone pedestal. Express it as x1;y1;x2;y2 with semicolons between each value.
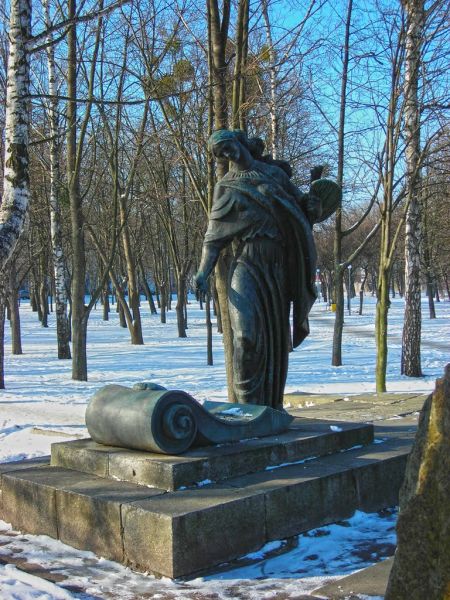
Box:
0;416;412;579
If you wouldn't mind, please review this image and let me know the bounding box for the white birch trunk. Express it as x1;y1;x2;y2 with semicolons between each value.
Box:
261;0;278;159
401;0;424;377
44;0;71;359
0;0;31;271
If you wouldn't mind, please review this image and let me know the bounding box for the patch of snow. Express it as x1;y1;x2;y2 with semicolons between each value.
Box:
0;295;448;595
0;510;397;598
196;479;213;487
218;407;254;418
0;564;74;599
265;455;318;471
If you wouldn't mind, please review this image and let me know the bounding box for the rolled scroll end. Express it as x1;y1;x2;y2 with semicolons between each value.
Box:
152;394;198;454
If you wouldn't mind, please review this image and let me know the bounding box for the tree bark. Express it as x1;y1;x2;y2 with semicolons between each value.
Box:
207;0;235;400
67;0;87;379
44;0;71;359
232;0;249;130
8;263;22;355
401;0;424;377
102;282;110;321
261;0;278;157
206;290;213;366
332;0;352;367
359;269;368;315
139;260;157;314
175;272;187;338
67;0;103;380
376;263;391;392
0;0;31;271
0;285;5;389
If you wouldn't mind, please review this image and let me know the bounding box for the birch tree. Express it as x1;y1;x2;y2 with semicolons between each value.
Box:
43;0;71;359
400;0;425;377
0;0;31;271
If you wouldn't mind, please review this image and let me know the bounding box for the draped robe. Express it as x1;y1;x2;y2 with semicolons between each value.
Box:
204;164;318;410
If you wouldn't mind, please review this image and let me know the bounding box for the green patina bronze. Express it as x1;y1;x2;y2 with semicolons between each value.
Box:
196;129;341;410
85;382;293;455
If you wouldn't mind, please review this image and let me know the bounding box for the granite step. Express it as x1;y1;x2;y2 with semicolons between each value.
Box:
0;421;414;579
50;417;374;491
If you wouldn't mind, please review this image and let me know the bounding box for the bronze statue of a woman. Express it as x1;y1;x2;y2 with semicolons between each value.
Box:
195;129;340;410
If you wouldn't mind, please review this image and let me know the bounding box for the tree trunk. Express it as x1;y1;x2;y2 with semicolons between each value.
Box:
45;0;71;359
8;265;22;355
0;0;31;271
67;0;87;380
346;268;352;315
376;266;390;393
231;0;249;130
401;0;424;378
426;280;436;319
423;227;436;320
176;272;187;338
160;283;167;324
102;282;110;321
261;0;278;157
206;290;213;366
207;0;235;401
323;274;329;304
67;0;103;379
359;270;368;316
119;203;144;344
332;0;353;367
39;254;49;328
139;260;157;314
31;286;38;312
0;287;5;389
332;267;344;365
72;315;88;381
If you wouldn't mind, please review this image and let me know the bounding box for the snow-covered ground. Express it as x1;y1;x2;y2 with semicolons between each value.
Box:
0;295;449;598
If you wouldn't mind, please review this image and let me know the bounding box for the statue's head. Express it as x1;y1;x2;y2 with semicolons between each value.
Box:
208;129;250;162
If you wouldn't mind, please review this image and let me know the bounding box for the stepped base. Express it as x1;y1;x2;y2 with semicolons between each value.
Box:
0;418;415;579
51;418;373;491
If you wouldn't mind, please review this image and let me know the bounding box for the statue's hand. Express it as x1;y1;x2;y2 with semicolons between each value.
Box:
303;197;322;224
194;271;208;294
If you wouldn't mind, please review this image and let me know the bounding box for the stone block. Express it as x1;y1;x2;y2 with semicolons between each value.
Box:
227;459;357;540
0;416;413;581
51;439;126;478
327;435;412;511
353;455;408;512
1;466;93;536
56;478;164;562
0;456;50;519
1;464;165;563
265;469;358;539
122;486;266;578
51;420;373;491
